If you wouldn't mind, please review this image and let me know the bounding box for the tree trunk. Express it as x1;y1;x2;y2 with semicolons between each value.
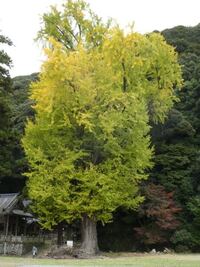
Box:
80;215;99;256
57;222;64;247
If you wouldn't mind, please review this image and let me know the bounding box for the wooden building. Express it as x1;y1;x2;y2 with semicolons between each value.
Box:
0;193;43;255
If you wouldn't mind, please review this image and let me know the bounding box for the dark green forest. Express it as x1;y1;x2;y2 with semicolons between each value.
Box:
1;23;200;252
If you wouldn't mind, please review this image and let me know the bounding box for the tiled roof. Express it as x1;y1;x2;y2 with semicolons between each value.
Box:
0;193;19;215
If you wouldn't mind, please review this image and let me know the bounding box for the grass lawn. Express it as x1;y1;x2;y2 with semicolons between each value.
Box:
1;254;200;267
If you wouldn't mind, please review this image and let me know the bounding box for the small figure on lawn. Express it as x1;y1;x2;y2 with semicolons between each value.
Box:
32;246;38;258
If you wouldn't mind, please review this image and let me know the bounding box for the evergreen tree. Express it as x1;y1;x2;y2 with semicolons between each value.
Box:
0;33;16;192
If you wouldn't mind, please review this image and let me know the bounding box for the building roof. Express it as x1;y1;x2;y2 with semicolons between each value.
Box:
0;193;19;215
12;209;33;217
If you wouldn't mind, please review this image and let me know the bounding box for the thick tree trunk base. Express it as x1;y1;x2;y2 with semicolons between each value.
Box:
47;244;102;259
79;215;99;257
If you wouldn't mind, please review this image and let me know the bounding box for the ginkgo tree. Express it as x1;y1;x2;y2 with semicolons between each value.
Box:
22;0;182;256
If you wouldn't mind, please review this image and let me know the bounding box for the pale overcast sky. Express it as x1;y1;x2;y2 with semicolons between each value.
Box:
1;0;200;77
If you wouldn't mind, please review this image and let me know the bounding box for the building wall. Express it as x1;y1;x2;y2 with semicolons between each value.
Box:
0;236;44;255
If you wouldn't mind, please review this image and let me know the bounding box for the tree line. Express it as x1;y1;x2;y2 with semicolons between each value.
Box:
0;0;200;254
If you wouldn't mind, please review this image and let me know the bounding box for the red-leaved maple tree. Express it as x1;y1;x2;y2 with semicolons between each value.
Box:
135;183;181;245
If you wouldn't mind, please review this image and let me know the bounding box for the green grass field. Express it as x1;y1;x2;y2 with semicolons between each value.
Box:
1;254;200;267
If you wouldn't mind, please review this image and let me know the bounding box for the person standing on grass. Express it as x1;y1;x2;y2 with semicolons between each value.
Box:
32;246;38;257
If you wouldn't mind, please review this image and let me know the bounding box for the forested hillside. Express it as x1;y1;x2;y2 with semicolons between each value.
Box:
100;24;200;252
152;24;200;252
1;23;200;252
136;24;200;252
